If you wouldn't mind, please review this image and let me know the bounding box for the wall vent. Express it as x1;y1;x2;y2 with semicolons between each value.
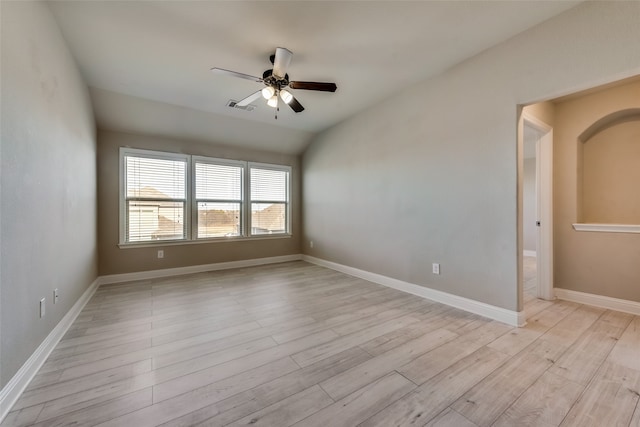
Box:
227;100;256;112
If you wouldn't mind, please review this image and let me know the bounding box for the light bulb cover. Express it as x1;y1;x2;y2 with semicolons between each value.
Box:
261;86;275;99
267;95;278;108
280;89;293;104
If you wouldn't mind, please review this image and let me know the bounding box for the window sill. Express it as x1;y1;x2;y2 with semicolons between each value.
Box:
572;223;640;234
118;234;291;249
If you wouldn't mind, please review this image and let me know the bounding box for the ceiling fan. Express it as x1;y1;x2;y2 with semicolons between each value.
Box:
211;47;337;118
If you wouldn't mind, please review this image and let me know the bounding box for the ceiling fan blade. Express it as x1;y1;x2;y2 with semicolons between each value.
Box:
211;68;263;83
272;47;293;79
235;90;262;107
287;96;305;113
289;81;337;92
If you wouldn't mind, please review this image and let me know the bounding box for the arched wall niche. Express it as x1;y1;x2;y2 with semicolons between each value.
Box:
553;76;640;305
578;108;640;141
577;108;640;224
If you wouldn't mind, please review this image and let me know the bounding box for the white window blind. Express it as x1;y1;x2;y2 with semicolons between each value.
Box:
124;153;187;242
249;166;289;235
195;161;243;238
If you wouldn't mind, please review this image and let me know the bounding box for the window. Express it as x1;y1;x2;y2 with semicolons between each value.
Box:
120;148;291;245
250;165;290;235
122;150;188;243
194;159;244;238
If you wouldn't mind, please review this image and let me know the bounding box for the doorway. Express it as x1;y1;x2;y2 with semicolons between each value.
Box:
521;112;554;303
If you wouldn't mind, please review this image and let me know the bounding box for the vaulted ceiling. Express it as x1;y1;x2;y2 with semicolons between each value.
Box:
49;1;580;154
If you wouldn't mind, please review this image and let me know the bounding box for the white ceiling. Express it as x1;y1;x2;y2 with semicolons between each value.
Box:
49;1;580;154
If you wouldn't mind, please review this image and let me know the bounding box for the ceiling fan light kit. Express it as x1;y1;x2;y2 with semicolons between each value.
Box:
211;47;337;118
280;89;293;105
261;86;275;100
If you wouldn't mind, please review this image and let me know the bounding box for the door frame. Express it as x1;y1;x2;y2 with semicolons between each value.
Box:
522;112;554;301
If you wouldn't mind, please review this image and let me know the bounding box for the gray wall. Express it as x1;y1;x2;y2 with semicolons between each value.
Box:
97;130;301;276
302;1;640;312
1;2;97;387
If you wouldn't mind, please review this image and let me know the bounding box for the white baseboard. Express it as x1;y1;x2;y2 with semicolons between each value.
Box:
98;254;302;285
302;255;525;327
523;250;537;258
0;278;99;423
555;288;640;316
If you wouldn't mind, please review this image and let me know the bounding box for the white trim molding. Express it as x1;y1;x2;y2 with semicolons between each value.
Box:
555;288;640;316
302;255;525;327
98;254;302;285
523;250;537;258
0;279;100;423
572;223;640;234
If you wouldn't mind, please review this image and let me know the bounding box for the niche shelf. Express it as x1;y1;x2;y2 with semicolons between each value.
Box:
572;223;640;234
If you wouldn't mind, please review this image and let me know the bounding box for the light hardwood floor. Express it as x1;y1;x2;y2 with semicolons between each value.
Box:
3;261;639;426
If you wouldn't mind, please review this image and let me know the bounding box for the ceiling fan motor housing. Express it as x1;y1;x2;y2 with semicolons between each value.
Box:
262;69;289;91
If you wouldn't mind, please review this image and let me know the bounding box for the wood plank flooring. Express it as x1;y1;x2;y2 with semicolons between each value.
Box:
3;261;639;427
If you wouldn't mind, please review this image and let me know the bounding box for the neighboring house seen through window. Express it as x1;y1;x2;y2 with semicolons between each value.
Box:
120;148;291;245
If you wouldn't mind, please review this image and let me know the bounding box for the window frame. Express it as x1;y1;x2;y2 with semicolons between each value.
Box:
119;147;191;245
191;156;246;240
119;148;292;247
248;162;292;236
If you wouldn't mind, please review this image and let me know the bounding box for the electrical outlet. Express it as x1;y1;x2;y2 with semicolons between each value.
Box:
40;298;46;318
432;263;440;275
54;288;59;304
157;250;164;259
310;241;314;248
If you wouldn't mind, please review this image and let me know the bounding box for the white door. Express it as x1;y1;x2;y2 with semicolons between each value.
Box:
523;113;554;301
